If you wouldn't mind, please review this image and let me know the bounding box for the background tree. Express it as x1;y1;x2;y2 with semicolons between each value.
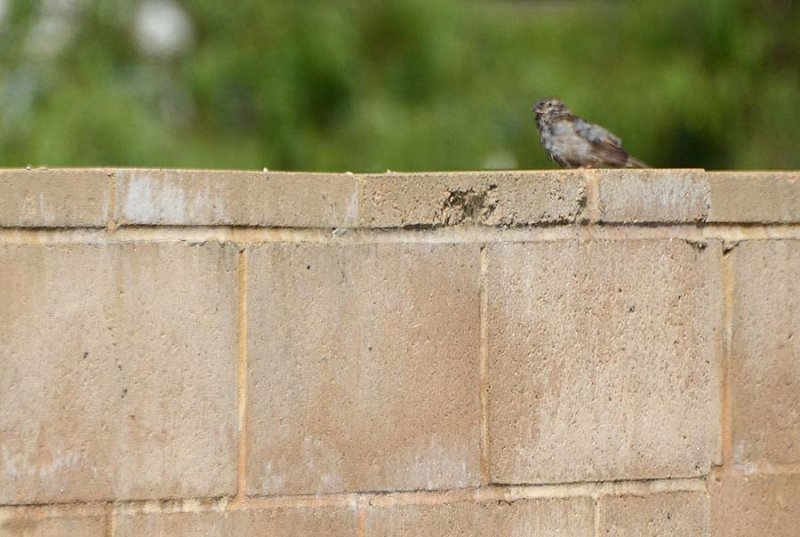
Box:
1;0;798;171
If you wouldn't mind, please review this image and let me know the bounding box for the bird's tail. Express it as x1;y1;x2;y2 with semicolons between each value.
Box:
625;156;649;168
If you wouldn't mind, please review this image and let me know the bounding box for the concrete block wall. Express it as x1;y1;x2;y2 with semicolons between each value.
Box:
0;168;798;536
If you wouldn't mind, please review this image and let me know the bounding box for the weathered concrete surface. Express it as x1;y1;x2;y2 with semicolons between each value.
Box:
0;169;110;227
1;168;800;227
598;491;710;537
596;169;709;223
246;243;481;495
114;507;357;537
711;473;800;537
708;172;800;223
730;241;800;466
358;171;586;227
365;497;594;536
116;169;359;227
0;243;238;503
487;240;721;484
0;168;798;535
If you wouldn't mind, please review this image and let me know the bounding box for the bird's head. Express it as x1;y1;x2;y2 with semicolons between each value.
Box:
533;98;567;118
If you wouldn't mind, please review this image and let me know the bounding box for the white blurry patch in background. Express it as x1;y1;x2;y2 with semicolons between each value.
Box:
134;0;193;58
0;0;8;26
1;67;38;132
24;0;82;58
482;150;518;170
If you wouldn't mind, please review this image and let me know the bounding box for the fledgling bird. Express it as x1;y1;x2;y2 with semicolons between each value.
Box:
533;98;648;169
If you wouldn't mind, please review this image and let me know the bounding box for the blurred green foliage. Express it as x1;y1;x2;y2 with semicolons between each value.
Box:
1;0;798;171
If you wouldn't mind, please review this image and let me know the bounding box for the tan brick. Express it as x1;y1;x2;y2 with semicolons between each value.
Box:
596;169;709;223
711;473;800;537
488;240;720;484
358;171;585;227
116;169;359;227
365;497;594;536
0;243;238;503
114;507;357;537
0;169;110;227
0;513;105;537
709;172;800;223
730;241;800;465
246;243;480;494
598;491;710;537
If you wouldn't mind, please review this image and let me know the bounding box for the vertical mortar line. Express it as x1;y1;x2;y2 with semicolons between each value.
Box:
105;503;115;537
106;170;118;232
236;247;250;502
720;247;735;467
356;494;368;537
479;245;490;486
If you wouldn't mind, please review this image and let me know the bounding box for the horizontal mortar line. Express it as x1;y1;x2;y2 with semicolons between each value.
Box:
3;224;800;245
728;462;800;476
131;497;234;515
699;224;800;240
0;497;233;518
239;493;362;511
0;503;109;520
481;476;707;502
0;477;707;517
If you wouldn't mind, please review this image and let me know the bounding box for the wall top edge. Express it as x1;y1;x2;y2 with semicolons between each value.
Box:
1;168;798;229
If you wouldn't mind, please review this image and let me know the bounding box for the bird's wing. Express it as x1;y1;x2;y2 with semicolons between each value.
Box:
575;118;623;148
575;118;629;167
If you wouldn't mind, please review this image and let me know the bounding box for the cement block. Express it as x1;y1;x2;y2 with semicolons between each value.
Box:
709;172;800;223
365;497;594;536
114;507;357;537
116;169;359;227
598;491;710;537
730;241;800;465
358;171;585;227
0;169;110;227
488;240;720;484
596;169;709;223
0;243;238;503
711;473;800;537
246;243;481;494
